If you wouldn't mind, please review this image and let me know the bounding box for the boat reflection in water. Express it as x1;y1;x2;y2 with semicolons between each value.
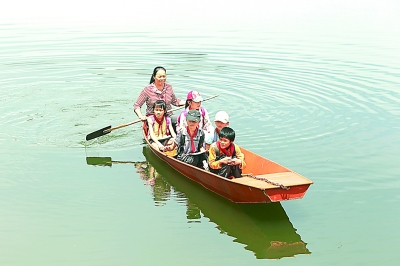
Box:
86;146;311;259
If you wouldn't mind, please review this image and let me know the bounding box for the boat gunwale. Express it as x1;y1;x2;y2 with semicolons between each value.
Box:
142;128;313;203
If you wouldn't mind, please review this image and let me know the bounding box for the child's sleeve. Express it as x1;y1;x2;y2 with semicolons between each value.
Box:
235;145;246;169
199;130;205;148
146;117;156;141
202;108;213;134
176;112;185;133
208;145;222;169
167;117;176;137
175;131;182;147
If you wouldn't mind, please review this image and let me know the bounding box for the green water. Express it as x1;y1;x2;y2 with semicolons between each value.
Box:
1;1;400;265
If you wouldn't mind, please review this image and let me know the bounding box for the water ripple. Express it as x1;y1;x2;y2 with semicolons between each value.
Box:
1;25;399;153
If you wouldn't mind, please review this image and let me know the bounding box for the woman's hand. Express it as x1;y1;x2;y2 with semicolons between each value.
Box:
134;108;147;121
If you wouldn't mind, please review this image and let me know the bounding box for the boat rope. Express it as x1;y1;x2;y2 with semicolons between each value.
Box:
244;174;290;190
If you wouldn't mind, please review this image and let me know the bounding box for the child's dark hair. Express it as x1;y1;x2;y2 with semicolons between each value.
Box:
149;66;166;84
153;100;167;111
219;127;235;142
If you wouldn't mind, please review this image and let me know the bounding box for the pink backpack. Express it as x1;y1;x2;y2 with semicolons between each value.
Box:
177;107;206;125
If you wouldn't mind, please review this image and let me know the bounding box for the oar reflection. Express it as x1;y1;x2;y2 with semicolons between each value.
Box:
85;156;172;205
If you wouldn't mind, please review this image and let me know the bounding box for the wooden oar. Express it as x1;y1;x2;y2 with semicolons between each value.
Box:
86;120;141;141
85;94;218;141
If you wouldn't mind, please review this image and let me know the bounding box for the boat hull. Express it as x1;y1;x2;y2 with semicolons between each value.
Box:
144;131;313;203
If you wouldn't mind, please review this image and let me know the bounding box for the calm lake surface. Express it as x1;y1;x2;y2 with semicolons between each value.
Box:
1;1;400;265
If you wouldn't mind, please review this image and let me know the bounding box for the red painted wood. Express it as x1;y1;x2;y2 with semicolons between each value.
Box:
144;130;313;203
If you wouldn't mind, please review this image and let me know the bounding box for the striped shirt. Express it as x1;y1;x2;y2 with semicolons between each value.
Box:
133;83;181;116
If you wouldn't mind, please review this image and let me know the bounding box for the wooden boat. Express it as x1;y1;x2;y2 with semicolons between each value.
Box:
142;146;311;259
143;129;313;204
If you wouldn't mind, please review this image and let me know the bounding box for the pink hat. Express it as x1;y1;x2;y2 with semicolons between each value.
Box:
187;90;203;103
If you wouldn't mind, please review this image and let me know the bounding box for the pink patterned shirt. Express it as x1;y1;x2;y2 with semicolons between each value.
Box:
133;83;182;116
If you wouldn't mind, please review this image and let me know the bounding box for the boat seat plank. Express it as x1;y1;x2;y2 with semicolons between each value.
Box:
231;172;313;189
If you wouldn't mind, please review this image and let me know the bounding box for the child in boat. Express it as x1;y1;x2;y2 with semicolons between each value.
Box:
206;110;230;149
147;100;176;151
208;127;246;179
165;109;208;169
176;90;214;146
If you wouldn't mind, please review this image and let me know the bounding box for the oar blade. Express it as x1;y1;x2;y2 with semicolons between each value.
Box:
85;125;112;141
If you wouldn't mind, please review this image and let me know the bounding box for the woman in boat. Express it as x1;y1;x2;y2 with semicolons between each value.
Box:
176;90;214;147
208;127;246;179
147;100;176;151
134;66;185;124
165;109;208;169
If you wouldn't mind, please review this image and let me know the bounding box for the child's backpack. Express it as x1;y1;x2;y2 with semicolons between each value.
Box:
175;130;206;167
176;130;205;156
148;115;171;136
210;143;241;178
176;107;206;126
210;143;237;159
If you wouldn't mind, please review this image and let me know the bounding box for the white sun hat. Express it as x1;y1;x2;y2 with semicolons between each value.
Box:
214;111;229;123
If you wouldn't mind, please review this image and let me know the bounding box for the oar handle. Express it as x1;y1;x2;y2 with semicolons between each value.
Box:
113;94;219;132
87;94;219;140
105;119;142;133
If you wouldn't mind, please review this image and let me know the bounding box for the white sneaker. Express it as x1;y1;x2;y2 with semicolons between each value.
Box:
202;160;209;171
